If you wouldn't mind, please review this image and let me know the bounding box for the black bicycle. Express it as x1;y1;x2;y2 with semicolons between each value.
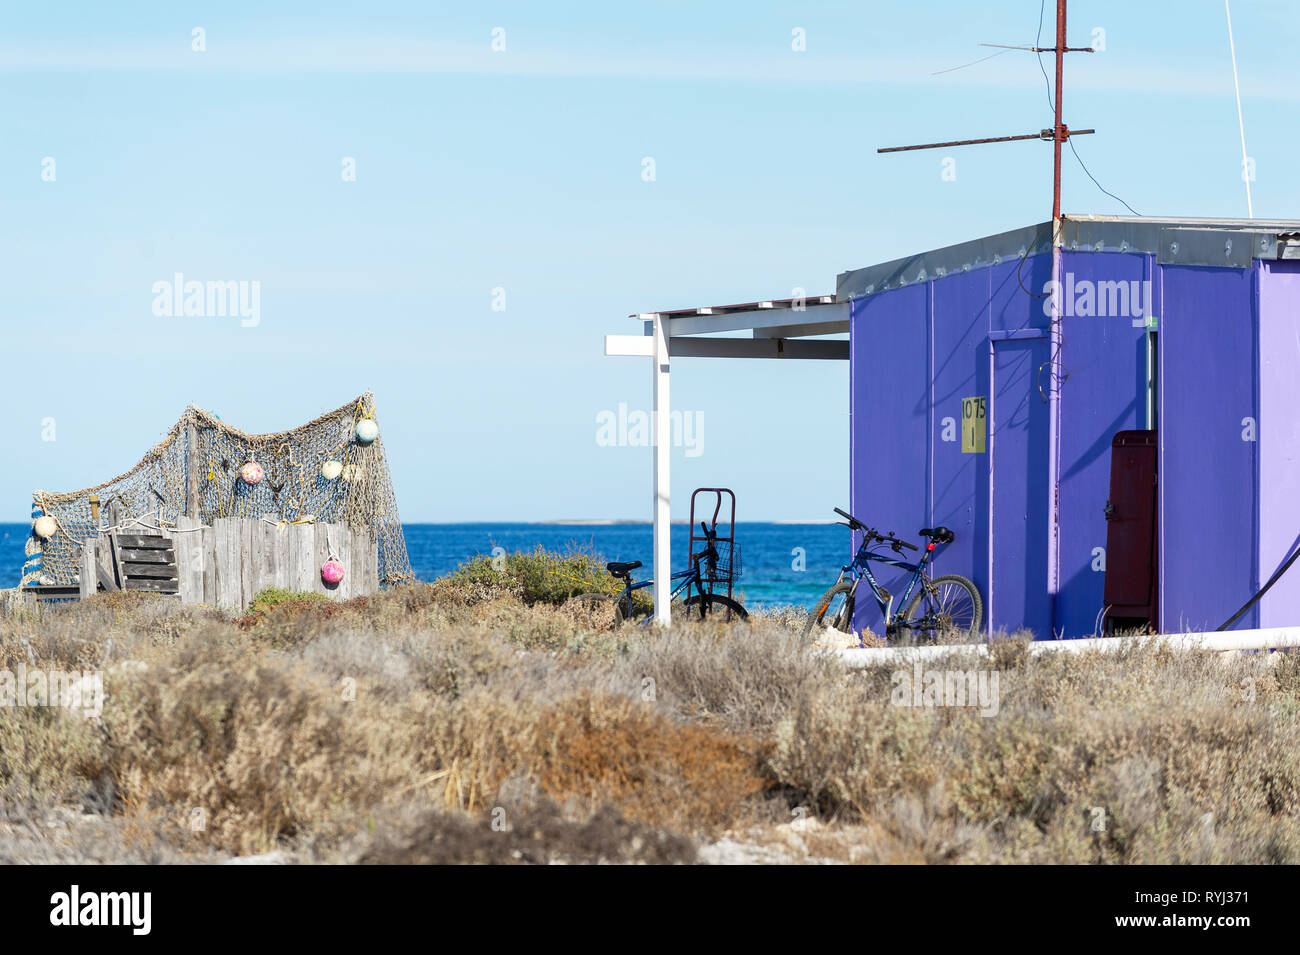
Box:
573;521;748;626
803;507;982;643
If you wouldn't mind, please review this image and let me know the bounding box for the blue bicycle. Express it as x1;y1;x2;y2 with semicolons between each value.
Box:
803;507;983;643
573;521;748;626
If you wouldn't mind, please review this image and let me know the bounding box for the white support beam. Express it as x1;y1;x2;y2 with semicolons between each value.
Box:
668;337;849;360
663;302;849;337
651;314;671;626
609;301;850;628
752;321;849;338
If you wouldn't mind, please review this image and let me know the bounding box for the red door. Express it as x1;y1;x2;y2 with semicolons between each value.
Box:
1103;430;1158;631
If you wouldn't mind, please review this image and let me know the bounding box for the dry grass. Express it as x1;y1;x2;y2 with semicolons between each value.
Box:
2;576;1299;864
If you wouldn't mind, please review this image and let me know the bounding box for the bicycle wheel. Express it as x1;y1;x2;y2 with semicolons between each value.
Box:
802;580;855;640
680;593;749;623
898;574;983;641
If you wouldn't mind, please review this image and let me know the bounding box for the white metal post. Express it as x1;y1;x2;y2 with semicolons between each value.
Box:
603;320;672;626
652;313;672;626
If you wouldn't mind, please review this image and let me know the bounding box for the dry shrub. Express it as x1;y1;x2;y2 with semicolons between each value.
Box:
236;598;347;647
0;591;220;673
87;630;764;853
0;705;105;809
765;679;940;819
6;564;1300;864
101;658;371;854
528;693;766;829
0;804;224;864
759;645;1300;862
614;625;838;731
351;799;696;865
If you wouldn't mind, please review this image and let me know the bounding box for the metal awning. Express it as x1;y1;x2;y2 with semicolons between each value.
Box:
604;293;849;625
609;294;849;363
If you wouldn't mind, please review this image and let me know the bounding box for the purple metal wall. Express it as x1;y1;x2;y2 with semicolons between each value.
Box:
1053;251;1151;636
849;248;1273;637
1257;261;1300;627
1158;264;1258;631
849;282;929;632
849;253;1054;636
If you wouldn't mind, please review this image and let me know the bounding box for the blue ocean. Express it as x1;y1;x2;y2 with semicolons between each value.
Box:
1;522;849;610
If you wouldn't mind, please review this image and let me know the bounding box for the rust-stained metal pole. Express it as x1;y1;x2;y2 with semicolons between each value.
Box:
1046;0;1069;631
873;0;1088;636
1052;0;1067;223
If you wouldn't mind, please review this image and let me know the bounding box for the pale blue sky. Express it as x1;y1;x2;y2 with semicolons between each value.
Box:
3;1;1296;521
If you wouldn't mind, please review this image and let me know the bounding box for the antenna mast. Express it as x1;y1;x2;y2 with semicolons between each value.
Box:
879;0;1092;227
878;0;1094;639
1050;0;1068;222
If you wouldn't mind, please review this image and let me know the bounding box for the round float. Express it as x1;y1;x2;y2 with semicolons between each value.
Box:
355;419;379;443
321;558;345;584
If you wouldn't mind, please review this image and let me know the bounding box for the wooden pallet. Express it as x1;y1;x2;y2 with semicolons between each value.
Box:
26;584;82;602
107;533;180;594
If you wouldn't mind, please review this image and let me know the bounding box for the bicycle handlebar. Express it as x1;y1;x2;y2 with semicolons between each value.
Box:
833;506;865;529
833;507;918;551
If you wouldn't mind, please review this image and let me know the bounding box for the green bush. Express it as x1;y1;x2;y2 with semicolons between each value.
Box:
450;546;631;606
246;588;330;616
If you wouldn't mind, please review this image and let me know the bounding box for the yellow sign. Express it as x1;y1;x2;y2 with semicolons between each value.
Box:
961;396;986;453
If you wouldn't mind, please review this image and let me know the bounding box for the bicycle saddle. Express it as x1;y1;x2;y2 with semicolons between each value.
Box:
606;560;642;577
919;526;955;544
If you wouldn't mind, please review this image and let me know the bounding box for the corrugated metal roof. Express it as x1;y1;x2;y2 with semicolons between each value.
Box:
837;215;1300;301
629;295;836;320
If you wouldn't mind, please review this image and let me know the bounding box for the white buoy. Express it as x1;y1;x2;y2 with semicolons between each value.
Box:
355;418;379;443
33;515;57;539
321;460;343;480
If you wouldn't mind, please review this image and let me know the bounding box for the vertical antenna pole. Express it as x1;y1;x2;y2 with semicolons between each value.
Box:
1046;0;1068;632
1052;0;1067;222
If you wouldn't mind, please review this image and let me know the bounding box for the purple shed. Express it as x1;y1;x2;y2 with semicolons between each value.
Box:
838;215;1300;638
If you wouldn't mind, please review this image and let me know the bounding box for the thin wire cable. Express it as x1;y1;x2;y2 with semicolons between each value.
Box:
1017;238;1050;299
1034;0;1055;116
1225;0;1254;217
1036;0;1142;216
1068;138;1142;216
931;48;1009;76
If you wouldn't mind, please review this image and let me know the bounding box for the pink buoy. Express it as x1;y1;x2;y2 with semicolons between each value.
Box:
321;558;345;584
240;460;264;485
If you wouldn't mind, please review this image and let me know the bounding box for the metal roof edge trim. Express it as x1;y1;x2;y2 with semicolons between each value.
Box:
837;216;1300;301
836;221;1052;302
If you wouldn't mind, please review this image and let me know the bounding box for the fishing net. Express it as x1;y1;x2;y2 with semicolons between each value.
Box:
22;392;413;587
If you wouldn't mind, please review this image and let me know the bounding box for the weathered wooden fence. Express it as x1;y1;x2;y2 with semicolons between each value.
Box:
79;517;377;612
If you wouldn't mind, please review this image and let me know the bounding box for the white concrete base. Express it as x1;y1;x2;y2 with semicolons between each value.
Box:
830;626;1300;667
